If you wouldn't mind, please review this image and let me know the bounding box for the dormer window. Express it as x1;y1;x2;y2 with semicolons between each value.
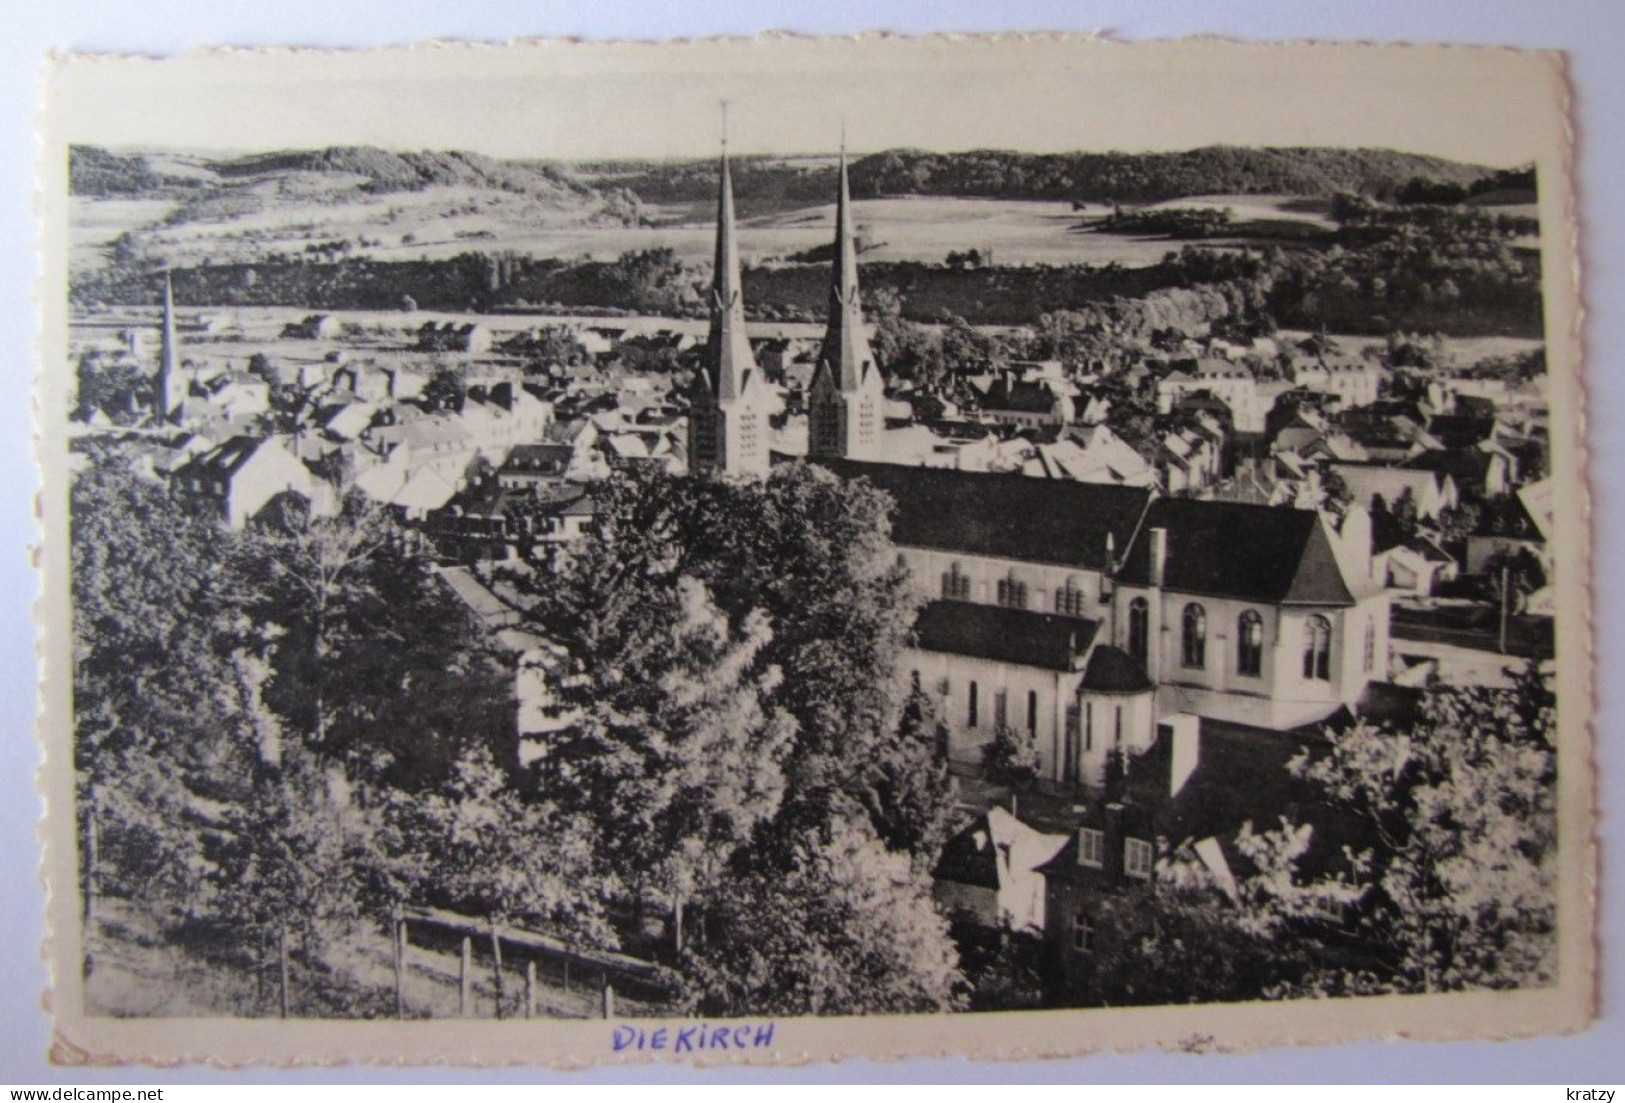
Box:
1078;827;1105;868
1124;837;1153;880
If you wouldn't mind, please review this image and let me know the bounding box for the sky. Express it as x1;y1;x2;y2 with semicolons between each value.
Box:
44;36;1560;167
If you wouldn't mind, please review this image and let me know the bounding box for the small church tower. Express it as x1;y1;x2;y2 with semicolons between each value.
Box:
687;121;772;479
154;271;181;423
807;145;885;461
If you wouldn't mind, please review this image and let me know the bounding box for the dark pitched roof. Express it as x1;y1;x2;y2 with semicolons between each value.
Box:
816;458;1153;571
1402;448;1498;486
503;443;575;474
1425;414;1497;451
1079;645;1154;695
1114;498;1355;607
982;377;1057;414
1036;800;1158;886
931;814;1002;889
912;601;1098;672
182;435;271;479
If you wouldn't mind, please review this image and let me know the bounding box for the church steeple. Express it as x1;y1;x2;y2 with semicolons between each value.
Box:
817;144;875;393
155;270;179;420
688;109;771;480
808;139;884;463
704;123;757;405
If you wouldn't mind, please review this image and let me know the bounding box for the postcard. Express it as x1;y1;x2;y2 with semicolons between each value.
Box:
34;34;1591;1066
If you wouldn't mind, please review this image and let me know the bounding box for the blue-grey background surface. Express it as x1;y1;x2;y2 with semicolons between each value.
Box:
4;0;1619;1083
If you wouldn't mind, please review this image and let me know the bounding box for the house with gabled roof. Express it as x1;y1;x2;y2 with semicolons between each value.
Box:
170;434;327;529
933;806;1070;933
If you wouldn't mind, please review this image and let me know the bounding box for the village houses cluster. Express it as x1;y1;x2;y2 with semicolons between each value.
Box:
70;141;1553;1003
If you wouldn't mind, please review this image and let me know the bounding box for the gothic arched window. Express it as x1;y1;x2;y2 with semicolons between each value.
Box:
1237;610;1264;678
1303;615;1333;681
1182;603;1207;669
942;561;971;600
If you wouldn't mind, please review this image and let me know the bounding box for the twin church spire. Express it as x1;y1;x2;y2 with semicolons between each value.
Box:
690;124;882;476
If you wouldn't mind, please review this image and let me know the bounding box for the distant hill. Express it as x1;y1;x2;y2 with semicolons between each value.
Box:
584;146;1499;209
74;142;1498;208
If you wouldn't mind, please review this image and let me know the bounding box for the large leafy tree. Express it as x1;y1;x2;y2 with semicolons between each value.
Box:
683;821;965;1016
1245;667;1558;995
527;577;797;944
71;451;260;921
241;495;512;792
384;745;613;949
520;462;930;850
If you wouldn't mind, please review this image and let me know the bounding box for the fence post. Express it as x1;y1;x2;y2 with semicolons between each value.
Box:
278;921;291;1020
489;919;506;1021
525;961;536;1020
601;975;615;1019
393;911;407;1020
459;936;472;1018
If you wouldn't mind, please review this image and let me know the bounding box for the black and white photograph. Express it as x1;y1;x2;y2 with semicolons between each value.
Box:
33;33;1592;1066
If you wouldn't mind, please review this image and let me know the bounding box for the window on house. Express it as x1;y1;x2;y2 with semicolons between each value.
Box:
1237;610;1264;677
938;676;951;697
1128;597;1149;662
942;562;971;601
993;689;1008;729
996;572;1029;609
1079;828;1105;868
1363;620;1377;673
1182;603;1207;669
968;681;979;728
1084;701;1094;752
1124;837;1154;880
1303;615;1332;681
1072;911;1096;954
1027;690;1038;733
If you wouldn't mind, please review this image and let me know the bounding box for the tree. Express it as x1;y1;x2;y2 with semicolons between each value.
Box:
74;351;146;420
1250;670;1557;995
859;685;957;863
528;577;797;946
240;496;396;758
385;746;612;949
71;452;257;923
681;821;964;1016
982;723;1039;789
212;737;378;1017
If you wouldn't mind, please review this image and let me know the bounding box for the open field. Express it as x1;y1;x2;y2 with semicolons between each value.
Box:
68;197;179;273
1273;328;1544;368
72;191;1336;276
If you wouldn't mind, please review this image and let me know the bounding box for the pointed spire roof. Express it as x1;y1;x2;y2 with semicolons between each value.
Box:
156;270;179;418
703;140;757;404
817;146;876;393
161;270;177;377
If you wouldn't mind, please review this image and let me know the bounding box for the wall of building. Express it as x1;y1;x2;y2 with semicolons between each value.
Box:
899;546;1110;618
901;647;1080;774
1112;585;1389;731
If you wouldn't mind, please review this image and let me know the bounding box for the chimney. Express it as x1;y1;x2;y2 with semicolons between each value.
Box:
1149;526;1167;589
1165;713;1201;799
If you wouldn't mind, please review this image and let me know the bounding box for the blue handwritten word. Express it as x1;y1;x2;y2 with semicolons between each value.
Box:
611;1022;775;1053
